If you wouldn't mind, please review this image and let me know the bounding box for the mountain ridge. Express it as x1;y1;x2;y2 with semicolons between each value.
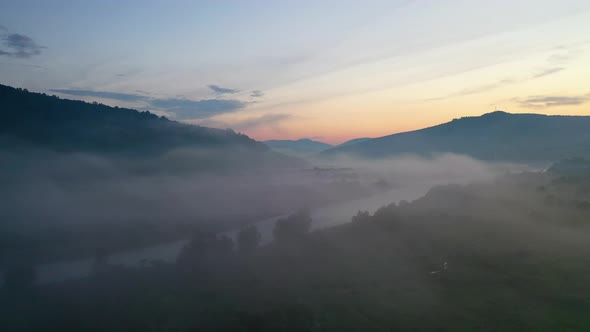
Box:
321;111;590;162
0;84;267;154
0;84;308;172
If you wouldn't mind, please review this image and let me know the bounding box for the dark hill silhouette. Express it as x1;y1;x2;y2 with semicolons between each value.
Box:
321;111;590;162
0;84;266;155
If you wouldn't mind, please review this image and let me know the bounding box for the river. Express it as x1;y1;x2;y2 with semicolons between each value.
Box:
0;179;447;286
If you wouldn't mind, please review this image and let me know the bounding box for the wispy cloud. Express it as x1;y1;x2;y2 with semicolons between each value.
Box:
0;32;44;58
207;84;239;94
49;89;149;102
547;53;570;65
426;65;566;102
423;44;578;103
517;93;590;109
49;88;247;120
198;113;290;131
531;67;564;79
233;113;289;130
546;45;582;65
150;98;246;119
250;90;264;98
425;79;515;101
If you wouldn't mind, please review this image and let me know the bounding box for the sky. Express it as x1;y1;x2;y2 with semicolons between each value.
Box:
1;0;590;144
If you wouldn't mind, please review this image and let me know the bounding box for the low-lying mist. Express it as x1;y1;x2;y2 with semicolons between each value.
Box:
3;147;590;331
0;147;532;268
1;150;518;225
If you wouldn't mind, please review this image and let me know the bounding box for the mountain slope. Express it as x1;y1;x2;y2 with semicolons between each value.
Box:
322;111;590;162
338;137;371;147
264;138;333;157
0;84;307;172
0;84;266;154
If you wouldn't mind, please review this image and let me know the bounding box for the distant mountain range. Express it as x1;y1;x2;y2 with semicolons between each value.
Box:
0;84;300;170
263;137;374;157
322;111;590;162
263;139;333;157
5;83;587;165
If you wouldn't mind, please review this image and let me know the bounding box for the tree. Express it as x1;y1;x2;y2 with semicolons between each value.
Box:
177;231;235;266
215;235;235;254
273;208;312;243
351;210;370;223
237;225;261;253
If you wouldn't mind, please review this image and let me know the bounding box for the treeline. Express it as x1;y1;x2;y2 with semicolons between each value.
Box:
1;208;314;289
3;174;590;331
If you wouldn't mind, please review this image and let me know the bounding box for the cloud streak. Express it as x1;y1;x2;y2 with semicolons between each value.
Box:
49;89;149;102
531;67;564;79
198;113;290;131
208;84;239;94
426;65;567;102
150;98;246;119
0;33;44;58
250;90;264;98
232;113;289;130
517;93;590;109
424;46;577;103
50;88;247;120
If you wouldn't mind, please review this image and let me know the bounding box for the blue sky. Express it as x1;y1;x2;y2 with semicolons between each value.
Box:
1;0;590;143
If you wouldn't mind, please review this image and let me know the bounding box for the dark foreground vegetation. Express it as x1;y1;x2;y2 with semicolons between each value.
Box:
3;168;590;331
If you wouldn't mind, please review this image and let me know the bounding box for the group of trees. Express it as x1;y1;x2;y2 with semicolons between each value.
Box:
6;175;590;331
272;208;312;243
351;210;370;223
237;225;262;253
2;209;315;293
177;208;313;267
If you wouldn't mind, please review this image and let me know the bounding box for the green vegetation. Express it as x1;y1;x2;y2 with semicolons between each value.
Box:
237;225;262;254
3;84;590;331
3;171;590;331
273;208;312;243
